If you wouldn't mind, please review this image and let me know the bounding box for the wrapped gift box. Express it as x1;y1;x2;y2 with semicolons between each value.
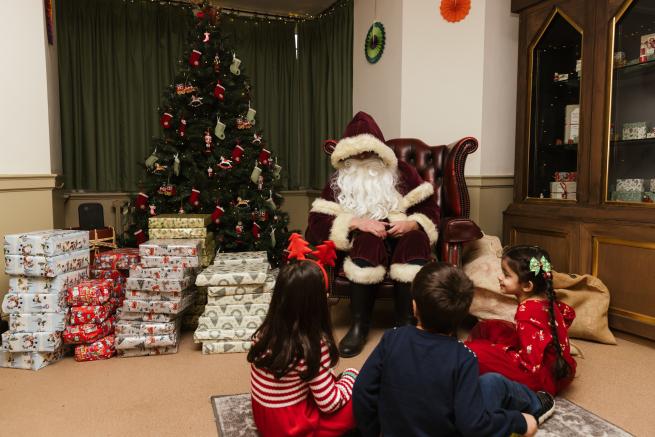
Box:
8;269;88;294
115;320;177;336
5;249;90;277
206;271;276;297
622;122;648;140
194;328;256;343
90;268;127;281
611;191;643;202
148;214;210;229
554;171;577;182
117;344;178;357
63;317;115;344
139;239;202;257
74;335;116;362
197;314;265;331
195;263;269;287
115;309;177;322
551;192;577;200
9;311;68;332
2;291;66;314
140;255;199;268
213;251;268;266
1;331;62;352
66;279;113;306
202;303;269;319
148;228;208;239
202;340;251;354
128;265;192;280
616;178;644;192
640;33;655;62
126;276;192;292
4;230;89;256
115;333;177;349
207;292;272;306
125;290;183;302
0;349;64;370
94;248;140;270
550;182;577;200
120;293;194;314
69;301;113;325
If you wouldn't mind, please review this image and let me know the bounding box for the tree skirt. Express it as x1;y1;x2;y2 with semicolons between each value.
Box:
210;394;633;436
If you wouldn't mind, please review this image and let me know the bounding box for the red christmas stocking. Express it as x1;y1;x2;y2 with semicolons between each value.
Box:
211;205;225;224
188;188;200;207
135;192;149;210
160;113;173;129
231;145;244;163
189;49;202;67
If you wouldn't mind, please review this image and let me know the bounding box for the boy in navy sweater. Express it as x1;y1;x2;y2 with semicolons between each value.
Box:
353;262;554;437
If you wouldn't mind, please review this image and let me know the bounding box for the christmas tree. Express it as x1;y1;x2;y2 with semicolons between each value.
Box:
127;5;290;266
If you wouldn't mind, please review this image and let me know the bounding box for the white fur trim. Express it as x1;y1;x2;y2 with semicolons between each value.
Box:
343;257;387;284
400;182;434;211
389;263;422;283
387;211;408;222
329;213;354;251
331;134;398;169
310;198;343;216
407;213;439;246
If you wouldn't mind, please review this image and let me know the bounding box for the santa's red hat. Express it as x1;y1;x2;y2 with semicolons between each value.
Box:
330;111;397;169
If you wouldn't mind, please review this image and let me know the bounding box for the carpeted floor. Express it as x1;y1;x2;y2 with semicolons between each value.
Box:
210;393;633;437
0;300;652;437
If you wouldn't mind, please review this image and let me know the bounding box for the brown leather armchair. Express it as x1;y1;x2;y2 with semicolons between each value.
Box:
322;137;483;300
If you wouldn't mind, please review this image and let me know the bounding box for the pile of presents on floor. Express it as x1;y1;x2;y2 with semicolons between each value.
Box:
0;214;276;370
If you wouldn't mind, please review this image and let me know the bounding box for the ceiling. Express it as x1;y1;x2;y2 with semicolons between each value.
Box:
211;0;337;17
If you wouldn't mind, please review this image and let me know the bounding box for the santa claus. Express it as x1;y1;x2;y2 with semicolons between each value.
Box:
306;111;439;357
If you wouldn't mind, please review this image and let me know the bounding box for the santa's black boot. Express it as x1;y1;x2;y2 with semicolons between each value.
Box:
393;281;415;327
339;283;375;358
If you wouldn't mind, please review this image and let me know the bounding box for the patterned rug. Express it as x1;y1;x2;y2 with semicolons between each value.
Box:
211;394;633;437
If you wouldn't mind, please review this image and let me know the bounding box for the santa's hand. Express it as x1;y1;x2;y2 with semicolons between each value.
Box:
387;220;419;237
350;217;387;238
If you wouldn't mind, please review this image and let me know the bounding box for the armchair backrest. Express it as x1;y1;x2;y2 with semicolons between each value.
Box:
386;137;478;219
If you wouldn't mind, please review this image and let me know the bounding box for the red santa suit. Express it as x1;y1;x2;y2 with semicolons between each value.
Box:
465;299;577;395
305;112;440;285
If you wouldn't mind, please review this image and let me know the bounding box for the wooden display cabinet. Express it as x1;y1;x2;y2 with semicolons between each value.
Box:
506;0;655;339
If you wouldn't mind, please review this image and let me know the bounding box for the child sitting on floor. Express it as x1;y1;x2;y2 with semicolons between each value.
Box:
466;245;577;395
353;261;553;437
248;239;359;437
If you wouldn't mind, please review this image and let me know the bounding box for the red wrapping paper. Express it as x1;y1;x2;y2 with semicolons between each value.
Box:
63;317;115;344
74;335;116;362
94;248;140;270
69;301;112;325
66;279;113;306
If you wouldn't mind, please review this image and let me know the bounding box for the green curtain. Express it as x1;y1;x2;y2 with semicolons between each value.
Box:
220;17;300;190
57;0;353;191
57;0;193;191
298;1;353;189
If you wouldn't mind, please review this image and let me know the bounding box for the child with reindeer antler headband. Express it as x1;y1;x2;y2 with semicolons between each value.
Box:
247;234;360;437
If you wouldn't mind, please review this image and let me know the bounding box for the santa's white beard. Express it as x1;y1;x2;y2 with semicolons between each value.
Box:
333;158;401;220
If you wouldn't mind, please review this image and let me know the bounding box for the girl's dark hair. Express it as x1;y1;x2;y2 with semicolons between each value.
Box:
502;245;571;381
247;260;338;380
411;262;474;335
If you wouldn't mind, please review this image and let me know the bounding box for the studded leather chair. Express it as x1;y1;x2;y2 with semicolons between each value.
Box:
322;137;483;300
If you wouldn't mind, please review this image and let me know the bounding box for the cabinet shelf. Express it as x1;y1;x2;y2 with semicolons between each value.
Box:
611;138;655;147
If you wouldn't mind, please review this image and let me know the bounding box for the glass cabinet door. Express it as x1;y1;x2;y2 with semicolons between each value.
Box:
607;0;655;204
528;11;582;200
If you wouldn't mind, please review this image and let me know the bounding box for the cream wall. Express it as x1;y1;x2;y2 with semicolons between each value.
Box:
353;0;403;138
353;0;518;238
0;0;61;295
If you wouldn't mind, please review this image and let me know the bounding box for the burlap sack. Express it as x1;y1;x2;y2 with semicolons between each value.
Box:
462;236;616;345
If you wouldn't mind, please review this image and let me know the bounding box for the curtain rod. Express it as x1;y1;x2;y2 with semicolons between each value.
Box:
144;0;314;20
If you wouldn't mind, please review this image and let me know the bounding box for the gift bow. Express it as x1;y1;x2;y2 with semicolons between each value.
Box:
529;256;551;276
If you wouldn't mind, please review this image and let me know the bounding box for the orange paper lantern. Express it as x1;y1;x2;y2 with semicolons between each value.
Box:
440;0;471;23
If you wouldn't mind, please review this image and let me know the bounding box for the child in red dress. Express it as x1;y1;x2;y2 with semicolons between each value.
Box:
248;258;359;437
466;245;577;395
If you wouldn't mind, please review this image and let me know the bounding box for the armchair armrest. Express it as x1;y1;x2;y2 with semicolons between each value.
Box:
442;137;478;218
439;217;483;266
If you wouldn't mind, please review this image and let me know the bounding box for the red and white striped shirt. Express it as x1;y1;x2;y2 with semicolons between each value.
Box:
251;343;359;414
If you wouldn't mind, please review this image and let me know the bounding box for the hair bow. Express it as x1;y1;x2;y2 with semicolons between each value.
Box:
286;233;337;291
529;256;551;276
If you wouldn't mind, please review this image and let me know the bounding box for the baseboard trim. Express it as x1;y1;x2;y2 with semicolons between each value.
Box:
0;174;57;192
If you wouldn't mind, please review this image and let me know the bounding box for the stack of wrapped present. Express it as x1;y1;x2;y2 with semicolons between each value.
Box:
115;239;200;357
1;230;90;370
194;251;276;354
62;249;137;362
147;214;215;331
